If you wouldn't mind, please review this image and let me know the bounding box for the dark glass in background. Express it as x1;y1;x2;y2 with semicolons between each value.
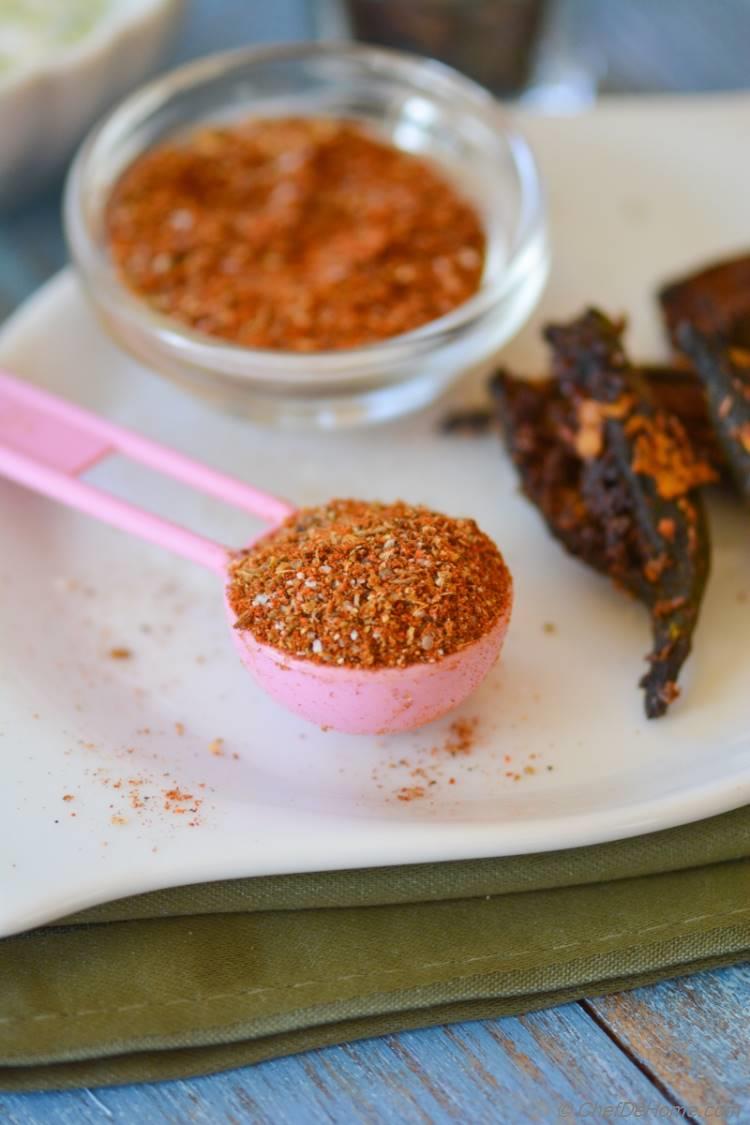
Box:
323;0;750;106
3;0;750;321
343;0;547;95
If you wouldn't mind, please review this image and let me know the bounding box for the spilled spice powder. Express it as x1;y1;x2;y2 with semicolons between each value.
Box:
88;756;211;831
227;499;511;669
444;717;479;756
106;117;485;352
626;411;717;500
164;788;193;803
163;787;203;823
397;786;426;803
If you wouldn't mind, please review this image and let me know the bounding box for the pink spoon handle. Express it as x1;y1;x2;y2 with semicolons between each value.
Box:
0;369;295;575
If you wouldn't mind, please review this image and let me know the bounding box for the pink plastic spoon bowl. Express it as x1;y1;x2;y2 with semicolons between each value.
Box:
0;370;512;734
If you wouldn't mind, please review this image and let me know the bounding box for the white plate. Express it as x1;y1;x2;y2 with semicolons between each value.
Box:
3;95;750;937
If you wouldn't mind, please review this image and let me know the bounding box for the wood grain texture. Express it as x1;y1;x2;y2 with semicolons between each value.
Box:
0;1003;673;1123
587;965;750;1125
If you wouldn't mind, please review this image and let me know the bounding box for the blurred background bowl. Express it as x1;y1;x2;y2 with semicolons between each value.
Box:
0;0;183;211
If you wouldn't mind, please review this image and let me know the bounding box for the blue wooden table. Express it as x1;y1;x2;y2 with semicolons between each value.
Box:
1;2;749;1121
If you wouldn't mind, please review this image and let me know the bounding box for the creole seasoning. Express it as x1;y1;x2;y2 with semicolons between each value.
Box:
105;117;485;352
227;499;510;668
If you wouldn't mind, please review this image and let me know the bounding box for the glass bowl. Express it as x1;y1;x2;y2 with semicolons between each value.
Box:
65;42;549;429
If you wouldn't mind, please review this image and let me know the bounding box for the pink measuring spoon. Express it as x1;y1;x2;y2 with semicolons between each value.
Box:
0;370;511;734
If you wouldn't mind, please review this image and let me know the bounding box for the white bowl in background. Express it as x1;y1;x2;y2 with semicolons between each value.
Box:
0;0;182;209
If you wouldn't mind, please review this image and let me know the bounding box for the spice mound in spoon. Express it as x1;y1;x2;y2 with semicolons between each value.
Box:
226;500;512;733
229;498;511;667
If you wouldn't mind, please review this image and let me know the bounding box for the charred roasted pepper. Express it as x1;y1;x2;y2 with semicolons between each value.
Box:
640;365;724;475
659;252;750;498
677;325;750;501
660;254;750;353
443;365;724;477
493;310;716;718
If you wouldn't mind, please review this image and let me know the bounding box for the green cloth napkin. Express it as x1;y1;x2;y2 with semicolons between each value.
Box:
2;806;749;1091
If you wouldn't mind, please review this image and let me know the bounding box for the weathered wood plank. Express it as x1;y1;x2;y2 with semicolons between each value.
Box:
586;964;750;1125
0;1003;671;1124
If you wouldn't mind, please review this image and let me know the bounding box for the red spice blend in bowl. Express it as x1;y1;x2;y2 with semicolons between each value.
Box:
227;499;511;669
105;116;486;352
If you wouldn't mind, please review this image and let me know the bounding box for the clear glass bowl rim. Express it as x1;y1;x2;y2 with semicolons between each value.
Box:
64;40;547;388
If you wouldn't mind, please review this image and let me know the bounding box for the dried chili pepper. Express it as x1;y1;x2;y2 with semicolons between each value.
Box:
493;309;716;718
640;365;725;475
491;373;615;579
659;253;750;354
658;252;750;498
676;325;750;501
439;406;494;436
442;366;725;476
